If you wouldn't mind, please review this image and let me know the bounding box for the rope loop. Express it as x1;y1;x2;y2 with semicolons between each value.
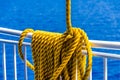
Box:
18;29;35;71
50;28;80;80
50;28;92;80
18;28;92;80
18;0;93;79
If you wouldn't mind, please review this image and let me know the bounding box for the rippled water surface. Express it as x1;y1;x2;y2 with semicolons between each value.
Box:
0;0;120;80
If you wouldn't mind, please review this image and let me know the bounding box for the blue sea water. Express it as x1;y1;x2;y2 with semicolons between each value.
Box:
0;0;120;80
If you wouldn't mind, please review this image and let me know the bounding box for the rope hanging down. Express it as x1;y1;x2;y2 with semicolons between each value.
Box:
18;0;93;80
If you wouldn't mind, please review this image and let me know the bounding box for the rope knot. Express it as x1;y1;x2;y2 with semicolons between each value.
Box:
64;27;82;41
50;27;92;80
18;27;92;80
18;0;93;79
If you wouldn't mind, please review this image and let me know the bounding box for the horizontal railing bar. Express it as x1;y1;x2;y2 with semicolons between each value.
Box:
0;39;31;46
0;32;21;38
90;40;120;50
0;38;120;59
1;27;120;50
83;51;120;59
0;38;120;51
0;27;32;38
0;32;30;39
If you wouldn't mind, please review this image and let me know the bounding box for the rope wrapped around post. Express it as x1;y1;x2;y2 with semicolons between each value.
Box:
18;0;93;80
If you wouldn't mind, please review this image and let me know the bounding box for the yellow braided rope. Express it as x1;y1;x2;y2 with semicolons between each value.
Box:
18;29;35;71
18;0;93;80
66;0;72;31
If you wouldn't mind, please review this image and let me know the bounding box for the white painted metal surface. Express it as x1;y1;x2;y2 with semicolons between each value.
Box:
89;68;92;80
0;27;120;80
1;39;120;59
14;45;17;80
1;27;120;50
24;46;28;80
103;58;107;80
3;43;7;80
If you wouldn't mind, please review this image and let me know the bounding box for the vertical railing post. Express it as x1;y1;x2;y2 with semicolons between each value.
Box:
3;43;7;80
24;46;28;80
14;44;17;80
103;58;107;80
89;68;92;80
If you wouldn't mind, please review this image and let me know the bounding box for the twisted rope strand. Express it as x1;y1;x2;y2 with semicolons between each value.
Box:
18;28;92;80
18;29;35;71
66;0;72;33
18;0;92;79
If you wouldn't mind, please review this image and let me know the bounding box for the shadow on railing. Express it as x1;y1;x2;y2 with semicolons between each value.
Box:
0;27;120;80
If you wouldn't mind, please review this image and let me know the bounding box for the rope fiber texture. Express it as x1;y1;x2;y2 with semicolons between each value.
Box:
18;0;92;80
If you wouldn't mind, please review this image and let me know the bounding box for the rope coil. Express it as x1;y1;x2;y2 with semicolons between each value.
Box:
18;0;93;80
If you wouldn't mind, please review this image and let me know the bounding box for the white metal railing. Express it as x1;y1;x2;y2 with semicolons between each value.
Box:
14;45;17;80
0;27;120;80
3;43;7;80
